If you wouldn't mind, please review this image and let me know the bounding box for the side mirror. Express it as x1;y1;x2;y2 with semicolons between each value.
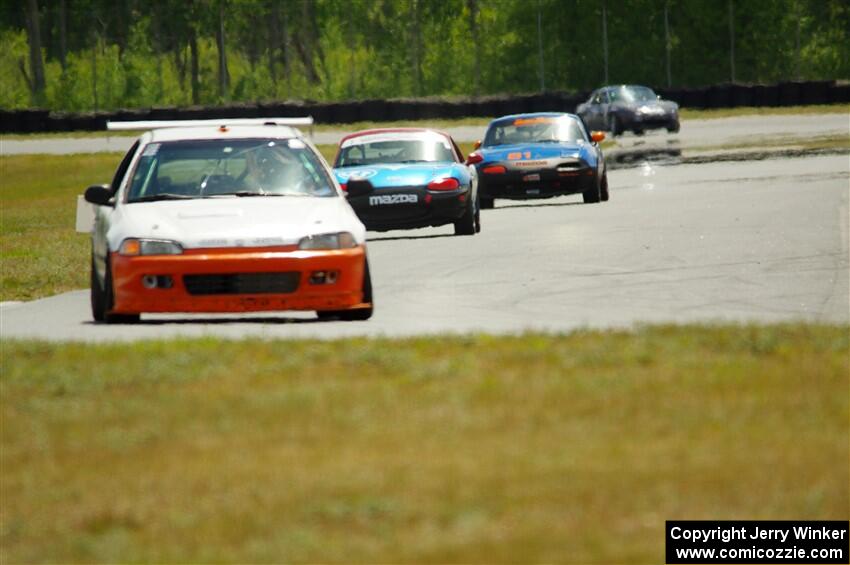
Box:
346;177;373;198
473;140;482;150
590;131;606;143
466;152;483;166
84;184;114;207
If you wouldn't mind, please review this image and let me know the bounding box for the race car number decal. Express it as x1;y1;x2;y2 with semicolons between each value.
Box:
369;194;419;206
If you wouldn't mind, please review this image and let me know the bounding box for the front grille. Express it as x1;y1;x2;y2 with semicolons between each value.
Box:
183;272;300;295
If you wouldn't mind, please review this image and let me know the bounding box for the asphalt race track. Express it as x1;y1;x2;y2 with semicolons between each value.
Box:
2;151;847;342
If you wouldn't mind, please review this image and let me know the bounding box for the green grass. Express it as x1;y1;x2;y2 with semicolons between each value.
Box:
1;325;847;563
686;133;850;154
1;130;141;140
679;103;849;120
0;153;124;301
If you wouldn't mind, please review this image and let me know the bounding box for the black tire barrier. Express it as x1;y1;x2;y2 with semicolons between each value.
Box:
751;84;780;107
778;82;802;106
799;80;831;105
1;80;846;133
730;83;754;107
830;83;850;104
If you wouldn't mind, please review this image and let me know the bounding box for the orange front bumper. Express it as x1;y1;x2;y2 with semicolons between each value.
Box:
109;245;368;314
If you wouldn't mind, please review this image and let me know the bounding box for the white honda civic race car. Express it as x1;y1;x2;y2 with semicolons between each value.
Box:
81;120;373;323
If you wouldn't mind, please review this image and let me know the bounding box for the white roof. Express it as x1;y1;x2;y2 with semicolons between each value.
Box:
143;125;302;143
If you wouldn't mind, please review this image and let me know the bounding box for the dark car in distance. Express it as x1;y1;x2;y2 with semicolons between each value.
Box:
577;85;680;136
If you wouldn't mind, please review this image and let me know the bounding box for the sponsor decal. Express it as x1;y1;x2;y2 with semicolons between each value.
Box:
369;194;419;206
335;168;378;180
515;160;549;167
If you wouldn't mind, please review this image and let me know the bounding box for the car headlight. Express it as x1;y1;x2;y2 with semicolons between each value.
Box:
298;232;357;250
119;238;184;256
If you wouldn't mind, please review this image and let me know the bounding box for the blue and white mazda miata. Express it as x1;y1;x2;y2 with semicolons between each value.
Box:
332;128;480;235
467;112;608;209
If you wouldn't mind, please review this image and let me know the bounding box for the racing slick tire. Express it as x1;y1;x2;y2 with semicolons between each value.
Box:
667;121;680;133
633;129;645;136
100;258;141;324
454;196;477;236
601;173;610;202
583;174;603;204
317;260;373;321
480;196;495;210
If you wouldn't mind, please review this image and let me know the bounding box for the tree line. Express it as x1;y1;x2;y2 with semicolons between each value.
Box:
1;0;847;111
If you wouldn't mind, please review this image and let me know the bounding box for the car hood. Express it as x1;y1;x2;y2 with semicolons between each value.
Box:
479;141;590;163
109;196;365;250
333;162;460;189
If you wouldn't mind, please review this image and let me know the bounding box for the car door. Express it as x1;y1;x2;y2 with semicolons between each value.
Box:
93;140;139;278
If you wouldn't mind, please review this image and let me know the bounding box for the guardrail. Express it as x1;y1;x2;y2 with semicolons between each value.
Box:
1;80;847;134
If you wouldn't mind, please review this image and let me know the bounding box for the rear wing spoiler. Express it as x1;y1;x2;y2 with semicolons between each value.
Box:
106;117;314;136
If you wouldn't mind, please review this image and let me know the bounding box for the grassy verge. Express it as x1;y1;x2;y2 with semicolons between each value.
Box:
2;104;847;141
684;134;850;154
2;325;847;563
679;103;849;120
0;153;123;301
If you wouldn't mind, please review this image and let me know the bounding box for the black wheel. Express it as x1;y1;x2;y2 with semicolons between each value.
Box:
583;174;602;204
454;196;476;236
667;121;680;133
473;193;481;233
601;173;610;202
317;259;373;321
608;114;623;137
480;196;495;210
633;129;645;136
90;255;107;322
102;259;140;324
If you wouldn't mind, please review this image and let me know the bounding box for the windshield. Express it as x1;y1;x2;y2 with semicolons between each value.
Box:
483;116;587;147
611;86;658;103
335;133;455;167
126;138;336;202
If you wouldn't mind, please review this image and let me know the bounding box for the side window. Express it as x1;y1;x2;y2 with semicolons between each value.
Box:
451;139;464;162
110;140;140;194
575;118;590;141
